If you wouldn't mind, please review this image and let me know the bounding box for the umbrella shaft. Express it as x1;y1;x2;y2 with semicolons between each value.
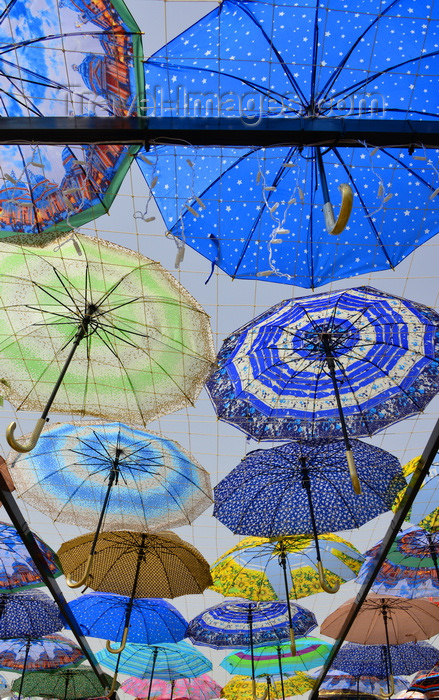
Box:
320;334;351;450
277;647;285;700
147;649;158;700
315;147;330;205
17;639;31;700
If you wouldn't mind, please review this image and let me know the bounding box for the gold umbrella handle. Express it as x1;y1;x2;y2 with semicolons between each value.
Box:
252;679;268;700
105;672;119;698
346;449;362;495
323;184;353;235
65;553;93;588
106;626;129;654
317;560;340;594
6;419;46;453
379;675;395;698
289;627;296;656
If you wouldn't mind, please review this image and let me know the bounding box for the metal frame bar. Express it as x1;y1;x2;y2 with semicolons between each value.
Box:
1;116;438;147
0;473;110;693
309;416;439;700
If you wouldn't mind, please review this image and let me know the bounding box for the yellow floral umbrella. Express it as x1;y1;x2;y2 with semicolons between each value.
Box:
220;673;314;700
210;534;364;601
393;457;439;531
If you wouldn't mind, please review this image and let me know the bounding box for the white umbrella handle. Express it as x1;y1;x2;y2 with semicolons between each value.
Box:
6;419;46;453
323;184;353;235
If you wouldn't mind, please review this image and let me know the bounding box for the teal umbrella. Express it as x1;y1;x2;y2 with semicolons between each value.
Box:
221;638;332;677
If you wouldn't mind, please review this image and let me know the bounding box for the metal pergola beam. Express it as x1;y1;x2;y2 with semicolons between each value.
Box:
0;472;110;693
1;116;439;147
309;416;439;700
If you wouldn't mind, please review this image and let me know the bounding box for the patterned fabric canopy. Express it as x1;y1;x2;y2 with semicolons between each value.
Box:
220;674;313;700
66;592;187;644
57;530;212;597
121;674;221;700
0;234;215;427
410;670;439;693
11;668;115;699
213;440;405;537
311;671;408;696
8;421;212;532
210;534;364;600
0;0;143;242
0;521;61;592
393;457;439;532
0;590;64;638
185;599;317;650
220;638;332;676
0;635;84;671
139;0;439;289
356;526;439;598
332;641;439;678
98;641;212;680
206;286;439;441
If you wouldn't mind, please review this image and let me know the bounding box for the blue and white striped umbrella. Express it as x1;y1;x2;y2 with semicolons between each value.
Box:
8;421;212;532
94;641;212;679
185;599;317;650
213;440;405;537
66;592;187;645
206;286;439;442
0;590;64;638
333;641;439;677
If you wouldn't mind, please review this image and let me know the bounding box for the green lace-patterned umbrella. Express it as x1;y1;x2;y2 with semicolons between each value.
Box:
0;233;215;453
11;668;115;699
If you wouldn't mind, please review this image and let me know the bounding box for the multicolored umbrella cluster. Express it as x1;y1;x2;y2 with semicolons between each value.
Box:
0;1;438;700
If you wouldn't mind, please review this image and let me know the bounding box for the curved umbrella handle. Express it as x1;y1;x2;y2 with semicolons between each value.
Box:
65;553;93;588
105;672;118;699
323;183;353;235
252;680;268;700
379;675;394;698
6;418;46;453
317;560;340;594
106;627;129;654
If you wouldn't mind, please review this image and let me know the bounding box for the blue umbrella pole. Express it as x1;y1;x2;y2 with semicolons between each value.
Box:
106;533;146;653
66;455;122;589
320;333;361;495
16;638;31;700
276;646;285;700
147;648;159;700
278;547;298;653
6;304;93;454
300;460;339;594
315;146;353;235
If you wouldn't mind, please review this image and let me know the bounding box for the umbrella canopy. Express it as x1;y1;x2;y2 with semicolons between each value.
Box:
220;674;313;700
0;590;64;638
0;634;84;671
121;674;221;700
57;530;212;597
410;670;439;694
185;599;317;650
98;641;212;679
332;641;439;678
0;0;143;241
356;526;439;598
139;0;439;289
206;286;439;443
11;668;114;699
311;670;408;697
0;233;215;452
8;421;213;532
210;533;365;601
320;594;439;645
393;457;439;532
0;521;61;592
220;638;332;676
65;592;187;645
213;440;405;537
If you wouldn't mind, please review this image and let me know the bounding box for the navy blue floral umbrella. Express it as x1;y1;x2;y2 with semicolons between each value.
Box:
0;590;64;638
334;641;439;679
206;285;439;492
138;0;439;288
